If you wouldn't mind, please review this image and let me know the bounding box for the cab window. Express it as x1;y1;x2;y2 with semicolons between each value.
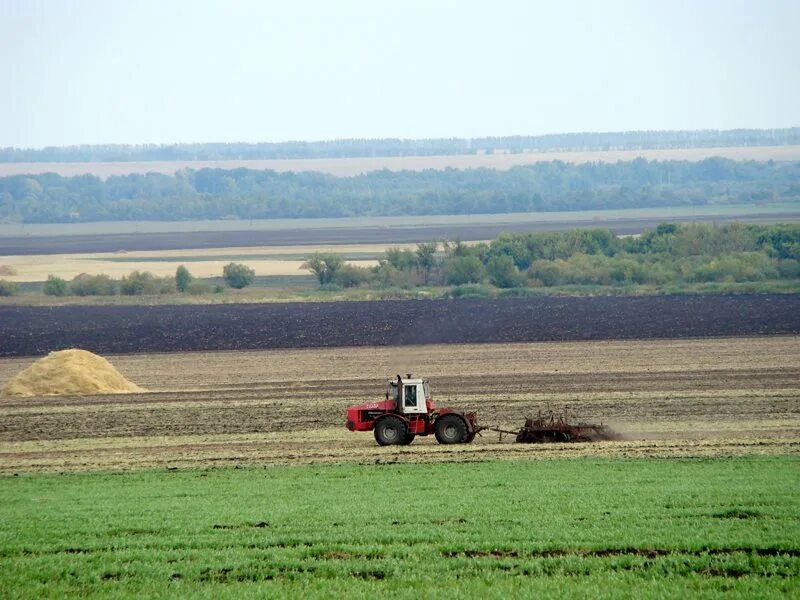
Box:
404;385;417;407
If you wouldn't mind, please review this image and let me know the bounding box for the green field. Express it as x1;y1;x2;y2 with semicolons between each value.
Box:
1;457;798;598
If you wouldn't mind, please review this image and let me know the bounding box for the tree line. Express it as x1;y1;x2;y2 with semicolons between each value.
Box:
302;223;800;292
2;128;799;163
0;263;255;298
1;158;798;223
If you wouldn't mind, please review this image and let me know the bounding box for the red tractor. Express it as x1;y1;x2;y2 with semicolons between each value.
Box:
346;374;480;445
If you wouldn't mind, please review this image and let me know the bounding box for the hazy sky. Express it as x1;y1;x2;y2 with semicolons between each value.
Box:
1;0;798;148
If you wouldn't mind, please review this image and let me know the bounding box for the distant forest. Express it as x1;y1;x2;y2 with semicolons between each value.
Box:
1;128;799;163
1;158;798;224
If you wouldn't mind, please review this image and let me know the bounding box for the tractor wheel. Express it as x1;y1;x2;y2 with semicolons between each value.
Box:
401;433;416;445
435;414;469;444
374;416;407;446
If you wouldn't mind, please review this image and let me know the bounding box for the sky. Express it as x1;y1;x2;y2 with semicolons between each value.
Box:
1;0;798;148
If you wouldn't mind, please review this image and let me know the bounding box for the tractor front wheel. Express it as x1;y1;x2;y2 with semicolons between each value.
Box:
374;416;407;446
401;433;415;445
435;414;469;444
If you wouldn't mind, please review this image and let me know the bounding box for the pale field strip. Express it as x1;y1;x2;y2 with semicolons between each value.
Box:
2;145;799;178
1;337;796;384
110;336;800;384
0;243;401;282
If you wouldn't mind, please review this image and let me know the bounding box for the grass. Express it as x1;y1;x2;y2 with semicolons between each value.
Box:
0;457;798;598
3;278;798;306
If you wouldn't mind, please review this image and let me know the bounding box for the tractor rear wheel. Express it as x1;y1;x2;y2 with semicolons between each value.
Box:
401;433;415;445
374;416;407;446
435;414;469;444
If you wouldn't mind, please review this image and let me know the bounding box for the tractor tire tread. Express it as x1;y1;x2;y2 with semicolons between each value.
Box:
435;413;469;444
374;415;407;446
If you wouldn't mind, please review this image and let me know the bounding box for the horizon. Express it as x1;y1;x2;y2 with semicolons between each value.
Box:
3;126;800;153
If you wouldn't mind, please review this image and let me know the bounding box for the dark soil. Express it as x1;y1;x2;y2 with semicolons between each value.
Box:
4;213;798;255
1;295;798;357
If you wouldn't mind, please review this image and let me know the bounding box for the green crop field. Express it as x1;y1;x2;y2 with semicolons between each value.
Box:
1;457;798;599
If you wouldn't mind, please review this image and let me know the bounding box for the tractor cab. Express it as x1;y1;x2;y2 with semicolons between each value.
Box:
387;374;431;415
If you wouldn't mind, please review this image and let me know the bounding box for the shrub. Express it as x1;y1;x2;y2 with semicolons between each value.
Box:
384;248;418;270
690;252;778;283
415;242;439;283
757;224;800;259
528;260;561;286
319;283;344;292
120;271;175;295
487;255;524;288
43;275;68;296
175;265;193;292
497;287;542;298
213;284;226;294
558;254;613;286
449;284;494;298
333;264;370;288
608;257;648;284
443;256;486;285
70;273;116;296
222;263;255;289
186;281;211;295
371;263;420;289
301;253;343;286
0;265;17;276
0;279;19;296
776;259;800;279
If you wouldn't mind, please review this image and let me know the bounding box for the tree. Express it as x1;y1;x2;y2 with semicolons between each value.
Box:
223;263;255;289
486;255;524;288
1;158;798;224
443;239;469;257
0;279;18;297
120;271;175;295
175;265;193;292
43;275;68;296
384;248;418;270
443;256;486;285
415;241;438;284
301;253;344;286
333;264;370;288
69;273;116;296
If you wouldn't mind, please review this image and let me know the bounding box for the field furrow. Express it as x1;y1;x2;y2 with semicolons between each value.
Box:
0;336;797;472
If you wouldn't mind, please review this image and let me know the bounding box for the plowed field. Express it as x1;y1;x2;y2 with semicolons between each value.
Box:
2;295;799;357
1;336;797;473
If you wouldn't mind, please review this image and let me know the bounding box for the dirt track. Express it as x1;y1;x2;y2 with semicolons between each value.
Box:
0;337;797;473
